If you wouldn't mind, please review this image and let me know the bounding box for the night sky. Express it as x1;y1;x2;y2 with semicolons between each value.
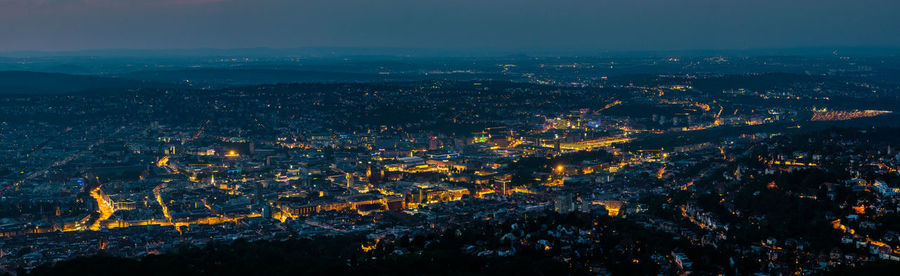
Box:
1;0;898;52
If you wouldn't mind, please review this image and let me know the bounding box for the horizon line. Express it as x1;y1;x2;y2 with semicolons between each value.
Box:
3;45;900;58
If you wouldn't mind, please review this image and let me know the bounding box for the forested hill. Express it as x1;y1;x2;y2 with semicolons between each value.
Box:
0;71;167;95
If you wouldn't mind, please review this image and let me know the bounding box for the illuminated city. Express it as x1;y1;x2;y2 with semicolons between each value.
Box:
2;0;900;275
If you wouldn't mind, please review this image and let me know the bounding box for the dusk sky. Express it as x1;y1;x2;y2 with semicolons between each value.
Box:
1;0;899;52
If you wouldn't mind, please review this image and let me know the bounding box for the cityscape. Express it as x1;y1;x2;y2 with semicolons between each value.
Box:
2;0;900;275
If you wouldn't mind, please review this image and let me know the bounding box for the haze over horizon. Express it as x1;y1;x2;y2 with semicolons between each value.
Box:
1;0;899;53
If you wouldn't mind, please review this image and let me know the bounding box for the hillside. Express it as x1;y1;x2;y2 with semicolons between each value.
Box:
0;71;166;95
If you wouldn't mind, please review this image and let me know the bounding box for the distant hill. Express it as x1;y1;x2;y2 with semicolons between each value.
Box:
118;69;388;88
0;71;167;95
